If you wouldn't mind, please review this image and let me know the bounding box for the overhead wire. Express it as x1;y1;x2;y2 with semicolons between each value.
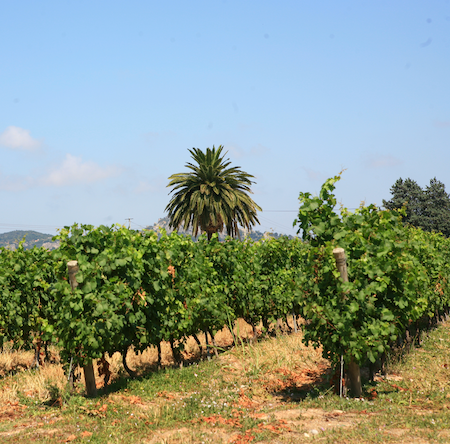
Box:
130;221;151;231
257;212;297;235
0;207;365;235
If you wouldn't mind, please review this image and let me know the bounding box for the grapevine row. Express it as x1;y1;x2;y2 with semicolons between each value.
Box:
0;227;306;368
1;177;450;386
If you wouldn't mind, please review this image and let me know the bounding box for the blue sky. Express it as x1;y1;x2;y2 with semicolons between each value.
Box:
1;1;449;236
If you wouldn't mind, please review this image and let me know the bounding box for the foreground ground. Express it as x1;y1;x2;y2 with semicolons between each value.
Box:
1;319;450;443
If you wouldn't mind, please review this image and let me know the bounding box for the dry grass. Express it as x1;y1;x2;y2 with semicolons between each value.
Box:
103;319;260;381
0;318;327;415
0;346;34;377
103;318;290;379
0;344;66;406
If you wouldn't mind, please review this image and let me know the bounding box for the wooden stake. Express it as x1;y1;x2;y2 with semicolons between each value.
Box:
67;260;97;398
332;248;348;286
82;361;98;397
205;331;211;361
348;358;362;398
332;248;362;398
292;311;298;333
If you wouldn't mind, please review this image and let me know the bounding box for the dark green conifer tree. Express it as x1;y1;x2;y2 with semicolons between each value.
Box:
383;177;450;237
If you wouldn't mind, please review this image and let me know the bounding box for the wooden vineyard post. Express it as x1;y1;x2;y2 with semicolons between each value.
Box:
332;248;362;398
333;248;348;284
67;260;97;398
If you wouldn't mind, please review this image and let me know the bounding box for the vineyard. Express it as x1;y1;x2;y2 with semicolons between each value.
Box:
1;175;450;397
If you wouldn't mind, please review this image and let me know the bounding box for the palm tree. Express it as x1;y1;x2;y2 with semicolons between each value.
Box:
165;145;262;240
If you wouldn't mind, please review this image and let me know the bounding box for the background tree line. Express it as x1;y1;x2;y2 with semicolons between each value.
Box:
383;177;450;237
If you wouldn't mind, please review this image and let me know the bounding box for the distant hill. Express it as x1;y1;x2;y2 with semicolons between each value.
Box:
0;221;292;252
145;217;292;241
0;231;59;251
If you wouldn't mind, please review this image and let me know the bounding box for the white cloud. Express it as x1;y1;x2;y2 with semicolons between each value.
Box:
134;180;159;194
302;167;327;181
41;154;121;186
0;171;33;191
0;126;42;150
225;144;245;159
363;153;403;168
0;154;121;191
